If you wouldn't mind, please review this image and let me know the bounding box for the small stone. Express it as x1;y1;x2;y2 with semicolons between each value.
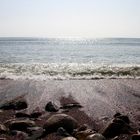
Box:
9;119;35;131
132;134;140;140
0;124;7;134
61;103;82;109
102;119;125;138
61;137;77;140
86;133;106;140
15;112;30;118
45;101;59;112
10;130;29;137
26;127;44;140
0;100;27;110
43;114;78;135
75;129;95;140
115;115;130;124
57;127;70;137
14;100;28;110
30;111;42;119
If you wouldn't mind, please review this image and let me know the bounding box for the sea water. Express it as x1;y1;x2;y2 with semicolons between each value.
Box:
0;37;140;80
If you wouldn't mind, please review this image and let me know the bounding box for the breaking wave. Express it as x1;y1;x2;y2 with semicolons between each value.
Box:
0;63;140;80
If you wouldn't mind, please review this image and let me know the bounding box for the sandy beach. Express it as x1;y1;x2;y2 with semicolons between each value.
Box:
0;79;140;132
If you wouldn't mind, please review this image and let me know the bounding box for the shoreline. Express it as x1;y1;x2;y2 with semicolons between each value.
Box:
0;79;140;139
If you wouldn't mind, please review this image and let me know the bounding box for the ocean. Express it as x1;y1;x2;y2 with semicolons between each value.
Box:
0;37;140;80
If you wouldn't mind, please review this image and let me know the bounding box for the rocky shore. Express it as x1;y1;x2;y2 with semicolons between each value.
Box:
0;79;140;140
0;96;139;140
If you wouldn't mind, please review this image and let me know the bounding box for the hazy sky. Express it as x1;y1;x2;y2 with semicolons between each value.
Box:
0;0;140;38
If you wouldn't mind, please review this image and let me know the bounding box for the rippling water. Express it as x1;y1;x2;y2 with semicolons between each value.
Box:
0;37;140;79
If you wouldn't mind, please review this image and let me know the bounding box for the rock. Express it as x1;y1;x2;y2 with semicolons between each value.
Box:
57;127;70;137
115;113;130;124
0;124;7;134
9;119;35;131
30;111;42;119
113;113;121;118
15;112;30;118
14;100;28;110
132;134;140;140
45;101;59;112
86;133;106;140
10;130;29;137
43;114;78;135
61;137;77;140
60;103;82;109
12;131;29;140
26;127;44;140
0;102;14;110
75;129;95;140
0;100;27;110
102;118;130;138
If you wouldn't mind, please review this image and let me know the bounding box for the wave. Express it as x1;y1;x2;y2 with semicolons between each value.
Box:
0;63;140;80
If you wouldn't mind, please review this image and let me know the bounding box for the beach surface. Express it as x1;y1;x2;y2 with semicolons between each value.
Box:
0;79;140;130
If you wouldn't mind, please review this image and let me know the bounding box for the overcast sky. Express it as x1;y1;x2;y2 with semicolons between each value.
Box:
0;0;140;38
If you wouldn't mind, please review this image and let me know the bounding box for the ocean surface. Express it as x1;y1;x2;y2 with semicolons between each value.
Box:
0;37;140;80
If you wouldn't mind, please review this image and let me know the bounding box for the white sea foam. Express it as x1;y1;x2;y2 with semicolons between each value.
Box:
0;63;140;80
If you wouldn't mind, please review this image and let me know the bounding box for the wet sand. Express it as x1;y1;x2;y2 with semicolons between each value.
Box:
0;79;140;131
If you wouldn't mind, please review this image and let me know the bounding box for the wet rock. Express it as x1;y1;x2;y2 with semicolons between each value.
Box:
10;130;29;137
43;114;78;135
14;100;28;110
0;102;14;110
0;100;27;110
86;133;106;140
132;134;140;140
9;119;35;131
15;112;30;118
26;127;44;140
113;113;121;118
60;103;82;109
57;127;70;137
0;124;7;134
75;129;95;140
45;101;59;112
61;137;77;140
114;114;130;124
30;111;42;119
102;118;131;138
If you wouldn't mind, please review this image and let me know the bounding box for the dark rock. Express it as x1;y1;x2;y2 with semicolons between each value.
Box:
26;127;44;140
115;115;130;124
102;118;130;138
9;119;35;131
0;100;27;110
30;111;42;119
14;100;28;110
15;112;30;118
45;101;59;112
75;129;95;140
57;127;70;137
10;130;28;137
113;113;121;118
0;102;14;110
0;124;7;134
86;133;106;140
43;114;78;136
132;134;140;140
60;103;82;109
